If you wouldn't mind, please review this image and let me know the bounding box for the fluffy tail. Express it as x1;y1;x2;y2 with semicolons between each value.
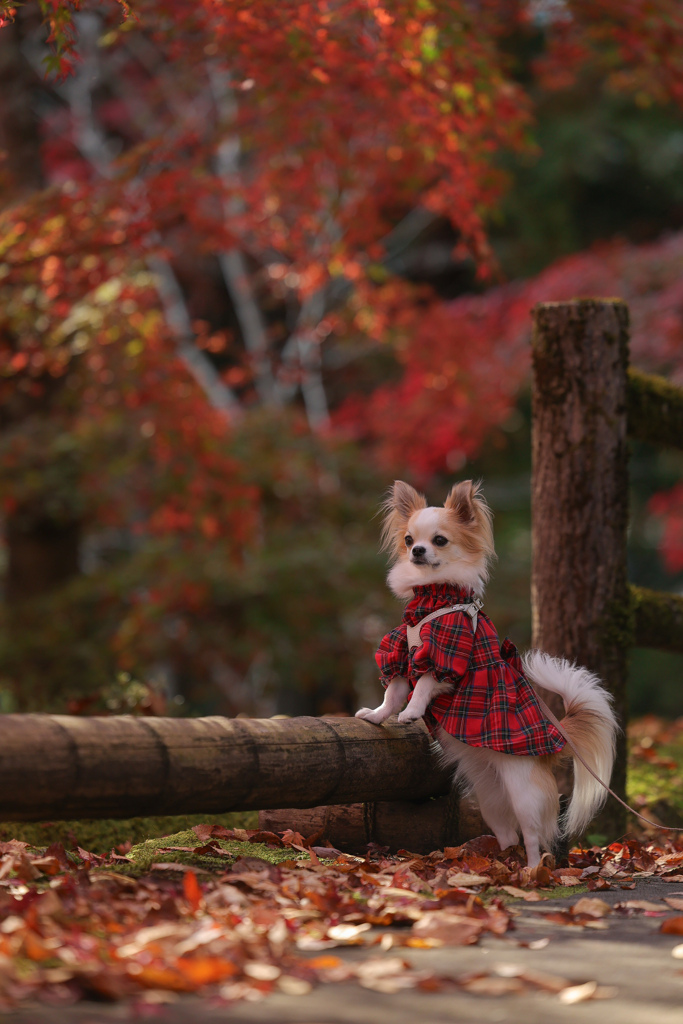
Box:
523;650;618;838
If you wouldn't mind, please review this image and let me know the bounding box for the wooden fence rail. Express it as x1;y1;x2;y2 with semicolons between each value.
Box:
631;585;683;655
0;713;450;822
627;368;683;451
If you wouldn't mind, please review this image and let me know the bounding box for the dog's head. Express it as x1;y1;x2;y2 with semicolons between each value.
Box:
380;480;495;598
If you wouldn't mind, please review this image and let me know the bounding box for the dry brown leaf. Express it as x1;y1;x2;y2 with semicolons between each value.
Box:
277;976;313;995
462;975;525;995
495;963;569;993
445;872;491;888
616;899;666;912
500;885;546;901
660;916;683;935
571;897;612;918
559;980;598;1004
326;923;371;942
412;911;484;946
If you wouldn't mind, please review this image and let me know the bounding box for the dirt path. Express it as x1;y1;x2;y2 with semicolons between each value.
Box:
8;877;683;1024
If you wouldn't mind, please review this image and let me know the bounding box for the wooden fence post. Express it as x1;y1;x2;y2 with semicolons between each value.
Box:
531;299;630;840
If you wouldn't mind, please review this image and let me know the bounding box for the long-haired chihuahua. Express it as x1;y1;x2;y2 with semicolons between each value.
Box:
355;480;617;868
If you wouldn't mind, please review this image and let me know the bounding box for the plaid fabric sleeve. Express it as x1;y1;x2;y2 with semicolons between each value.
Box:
411;612;474;684
375;625;409;688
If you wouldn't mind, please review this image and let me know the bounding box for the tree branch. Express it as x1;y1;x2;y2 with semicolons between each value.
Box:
22;14;241;419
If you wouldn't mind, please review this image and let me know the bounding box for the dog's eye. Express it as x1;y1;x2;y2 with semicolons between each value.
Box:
433;535;448;547
404;535;413;547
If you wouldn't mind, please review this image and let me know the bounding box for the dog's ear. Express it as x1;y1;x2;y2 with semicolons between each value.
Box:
390;480;427;522
380;481;427;557
444;479;476;524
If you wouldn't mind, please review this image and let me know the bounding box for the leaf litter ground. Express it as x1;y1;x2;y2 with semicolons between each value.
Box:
1;825;683;1013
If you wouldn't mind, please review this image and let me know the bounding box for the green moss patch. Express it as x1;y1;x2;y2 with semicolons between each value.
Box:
0;812;259;855
128;828;310;873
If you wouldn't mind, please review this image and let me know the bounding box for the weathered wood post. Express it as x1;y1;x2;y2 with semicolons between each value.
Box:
531;299;630;839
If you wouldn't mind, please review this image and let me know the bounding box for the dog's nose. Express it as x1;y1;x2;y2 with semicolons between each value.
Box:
412;545;426;558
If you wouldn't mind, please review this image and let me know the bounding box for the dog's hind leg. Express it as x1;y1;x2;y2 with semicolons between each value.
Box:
439;734;519;853
498;756;559;868
469;768;519;852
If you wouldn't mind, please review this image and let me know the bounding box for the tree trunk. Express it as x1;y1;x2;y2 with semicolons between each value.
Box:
0;15;84;680
531;299;630;840
0;714;452;821
0;10;44;198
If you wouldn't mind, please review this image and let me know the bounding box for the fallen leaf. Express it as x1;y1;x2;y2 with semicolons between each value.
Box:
412;911;484;946
327;923;371;942
243;962;281;981
559;980;598;1004
445;872;491;888
616;899;666;913
182;870;202;912
495;963;569;992
176;956;238;985
660;916;683;935
462;974;525;995
277;976;312;995
571;897;612;918
500;885;546;901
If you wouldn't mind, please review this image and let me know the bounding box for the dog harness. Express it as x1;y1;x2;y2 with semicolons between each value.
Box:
406;597;483;651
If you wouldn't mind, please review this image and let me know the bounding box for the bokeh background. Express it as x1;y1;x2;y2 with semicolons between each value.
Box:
1;0;682;734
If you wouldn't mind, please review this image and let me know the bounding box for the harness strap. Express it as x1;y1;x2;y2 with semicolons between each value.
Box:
534;690;683;834
406;598;482;651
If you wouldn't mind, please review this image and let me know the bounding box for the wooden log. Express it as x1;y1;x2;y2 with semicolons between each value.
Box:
631;584;683;655
259;794;486;855
627;368;683;451
531;299;630;838
0;714;451;821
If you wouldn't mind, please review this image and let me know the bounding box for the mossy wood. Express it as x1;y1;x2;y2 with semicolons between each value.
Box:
0;714;450;821
627;368;683;451
531;299;630;838
259;794;485;855
631;585;683;655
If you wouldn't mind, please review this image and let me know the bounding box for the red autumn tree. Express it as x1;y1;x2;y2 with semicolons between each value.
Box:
0;0;682;713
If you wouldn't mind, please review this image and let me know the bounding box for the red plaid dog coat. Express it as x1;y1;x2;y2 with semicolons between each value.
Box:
376;583;565;757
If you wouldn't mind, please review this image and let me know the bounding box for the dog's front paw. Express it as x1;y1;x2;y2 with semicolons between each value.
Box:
397;707;422;724
356;707;390;724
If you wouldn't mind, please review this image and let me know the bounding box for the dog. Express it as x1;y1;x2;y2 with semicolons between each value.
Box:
355;480;617;868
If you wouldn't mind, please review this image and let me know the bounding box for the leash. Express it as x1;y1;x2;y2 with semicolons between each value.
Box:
534;690;683;834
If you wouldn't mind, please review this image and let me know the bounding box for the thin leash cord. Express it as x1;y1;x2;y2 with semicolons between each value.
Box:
534;691;683;833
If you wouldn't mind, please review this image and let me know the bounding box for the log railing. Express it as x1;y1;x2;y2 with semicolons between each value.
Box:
532;300;683;837
0;714;449;821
